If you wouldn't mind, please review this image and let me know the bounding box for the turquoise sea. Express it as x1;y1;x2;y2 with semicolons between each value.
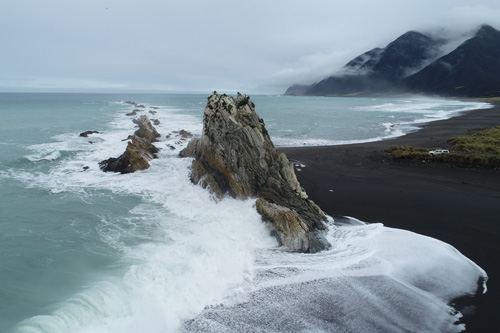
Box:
0;93;492;332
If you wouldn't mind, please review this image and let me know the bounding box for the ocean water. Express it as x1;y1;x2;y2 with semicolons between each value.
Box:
0;93;492;332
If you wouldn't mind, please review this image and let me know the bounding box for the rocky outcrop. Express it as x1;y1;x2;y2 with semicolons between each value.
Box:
132;115;160;142
180;92;331;253
126;109;142;116
79;130;100;137
99;115;160;174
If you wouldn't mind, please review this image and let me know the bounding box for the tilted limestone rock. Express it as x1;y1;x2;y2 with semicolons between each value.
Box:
133;115;161;142
180;92;331;252
100;115;160;174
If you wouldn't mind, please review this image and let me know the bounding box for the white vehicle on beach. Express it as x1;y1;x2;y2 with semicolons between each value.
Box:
429;149;449;155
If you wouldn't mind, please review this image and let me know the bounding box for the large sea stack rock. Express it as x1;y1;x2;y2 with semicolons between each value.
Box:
99;115;160;174
180;92;331;253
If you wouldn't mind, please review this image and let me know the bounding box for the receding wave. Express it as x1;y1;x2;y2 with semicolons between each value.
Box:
26;150;62;162
267;97;493;147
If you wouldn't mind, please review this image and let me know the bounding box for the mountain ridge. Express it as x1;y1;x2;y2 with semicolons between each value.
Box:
404;25;500;97
285;24;500;98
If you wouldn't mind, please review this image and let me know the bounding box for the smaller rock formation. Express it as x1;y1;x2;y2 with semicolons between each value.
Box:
133;116;160;142
79;130;100;137
178;129;193;139
99;115;160;174
180;92;331;253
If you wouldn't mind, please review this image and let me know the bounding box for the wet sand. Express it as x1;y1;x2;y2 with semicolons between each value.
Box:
279;104;500;332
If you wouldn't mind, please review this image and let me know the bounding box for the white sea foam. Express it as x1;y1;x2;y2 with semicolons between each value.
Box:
269;98;493;147
12;101;275;333
272;127;407;147
15;176;277;333
10;98;487;333
183;221;486;333
365;99;493;123
25;150;62;162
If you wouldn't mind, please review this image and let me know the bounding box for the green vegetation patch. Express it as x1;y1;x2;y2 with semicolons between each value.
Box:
386;146;433;160
258;118;269;137
447;126;500;154
386;126;500;168
261;124;269;137
237;96;249;107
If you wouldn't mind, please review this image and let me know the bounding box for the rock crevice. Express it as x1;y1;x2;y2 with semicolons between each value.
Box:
180;92;331;252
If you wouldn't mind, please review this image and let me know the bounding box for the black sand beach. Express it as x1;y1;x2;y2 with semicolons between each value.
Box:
279;104;500;332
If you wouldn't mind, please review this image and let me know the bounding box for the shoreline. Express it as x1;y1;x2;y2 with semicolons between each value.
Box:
279;104;500;332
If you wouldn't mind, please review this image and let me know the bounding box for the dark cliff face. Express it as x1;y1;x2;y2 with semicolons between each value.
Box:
404;25;500;97
285;24;500;98
180;92;331;253
346;31;442;79
286;30;443;96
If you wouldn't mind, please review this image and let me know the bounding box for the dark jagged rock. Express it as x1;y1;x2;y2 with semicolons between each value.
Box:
171;129;193;141
166;129;194;142
178;129;193;139
79;130;100;137
99;115;160;174
126;109;144;116
180;92;331;253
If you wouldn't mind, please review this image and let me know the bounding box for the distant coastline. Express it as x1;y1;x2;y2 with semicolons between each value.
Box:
268;93;495;149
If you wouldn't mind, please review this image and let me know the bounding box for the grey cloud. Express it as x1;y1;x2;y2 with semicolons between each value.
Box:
1;0;499;94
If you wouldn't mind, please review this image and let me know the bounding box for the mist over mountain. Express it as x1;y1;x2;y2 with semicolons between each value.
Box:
404;25;500;97
285;25;500;98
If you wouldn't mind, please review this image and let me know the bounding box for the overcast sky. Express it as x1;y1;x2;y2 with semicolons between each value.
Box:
1;0;499;94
